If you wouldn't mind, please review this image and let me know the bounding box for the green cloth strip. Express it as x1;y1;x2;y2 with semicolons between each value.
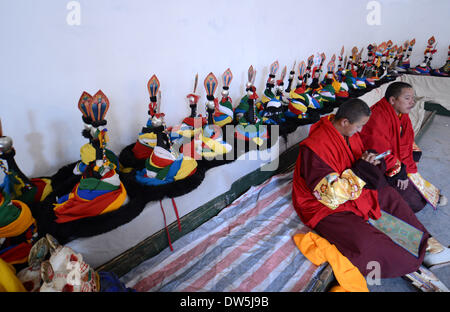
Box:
369;210;424;258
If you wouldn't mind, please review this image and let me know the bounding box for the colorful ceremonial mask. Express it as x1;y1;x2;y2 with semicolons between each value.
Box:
284;61;296;94
285;61;310;119
234;65;268;146
260;63;286;125
198;72;233;157
133;75;171;160
275;65;288;104
316;57;337;103
294;60;307;94
54;91;126;223
133;76;198;184
288;58;322;111
398;39;415;70
172;73;207;141
234;65;259;125
413;36;438;75
256;60;279;112
214;68;234;127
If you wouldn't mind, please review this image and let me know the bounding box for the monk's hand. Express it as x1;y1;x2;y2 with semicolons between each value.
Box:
397;178;409;191
361;151;381;166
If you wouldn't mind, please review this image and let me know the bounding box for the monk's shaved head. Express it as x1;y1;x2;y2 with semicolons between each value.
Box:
385;82;413;101
334;98;371;124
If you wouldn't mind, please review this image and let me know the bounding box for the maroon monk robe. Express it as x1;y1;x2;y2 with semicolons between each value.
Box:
360;97;427;212
292;115;381;229
292;115;429;278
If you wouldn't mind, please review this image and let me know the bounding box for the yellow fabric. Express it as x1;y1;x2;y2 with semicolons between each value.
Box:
0;200;34;238
80;143;96;165
176;129;195;138
252;137;264;147
39;178;53;201
214;116;233;128
261;94;271;104
138;132;157;148
313;169;366;210
0;259;26;292
408;172;440;207
174;157;198;181
202;137;229;155
293;232;368;292
98;130;109;147
12;175;26;198
99;182;127;215
289;90;307;100
332;78;341;93
291;101;307;113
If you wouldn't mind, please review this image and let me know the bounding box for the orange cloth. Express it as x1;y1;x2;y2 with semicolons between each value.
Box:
293;232;369;292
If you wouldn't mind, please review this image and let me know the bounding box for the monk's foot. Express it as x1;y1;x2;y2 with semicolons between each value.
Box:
424;239;450;270
437;194;448;207
404;266;449;292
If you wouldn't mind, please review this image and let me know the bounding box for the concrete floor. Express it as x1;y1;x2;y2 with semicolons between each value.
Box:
368;114;450;292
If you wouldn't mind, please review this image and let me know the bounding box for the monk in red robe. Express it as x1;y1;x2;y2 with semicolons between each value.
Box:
292;98;431;279
360;82;447;213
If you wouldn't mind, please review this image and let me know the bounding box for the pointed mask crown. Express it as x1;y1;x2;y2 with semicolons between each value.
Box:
78;91;93;124
204;72;218;101
89;90;110;126
147;74;160;116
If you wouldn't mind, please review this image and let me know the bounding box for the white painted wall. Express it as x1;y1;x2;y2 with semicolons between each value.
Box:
1;0;449;177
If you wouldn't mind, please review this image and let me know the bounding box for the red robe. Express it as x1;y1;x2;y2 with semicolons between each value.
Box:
292;115;381;229
360;97;417;175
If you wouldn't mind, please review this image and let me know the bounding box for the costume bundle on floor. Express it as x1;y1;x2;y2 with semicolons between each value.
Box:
1;37;448;287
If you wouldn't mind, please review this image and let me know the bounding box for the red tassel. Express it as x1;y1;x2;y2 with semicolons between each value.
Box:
160;200;173;251
171;198;182;232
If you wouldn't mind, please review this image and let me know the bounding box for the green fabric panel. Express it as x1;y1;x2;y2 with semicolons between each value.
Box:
369;211;424;257
78;178;118;191
155;164;171;180
0;192;21;227
15;186;37;206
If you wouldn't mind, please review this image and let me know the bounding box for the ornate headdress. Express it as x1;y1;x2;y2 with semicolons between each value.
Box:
267;60;279;89
204;72;219;125
147;75;164;119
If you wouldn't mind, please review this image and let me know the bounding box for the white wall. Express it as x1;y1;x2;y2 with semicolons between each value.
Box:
1;0;449;177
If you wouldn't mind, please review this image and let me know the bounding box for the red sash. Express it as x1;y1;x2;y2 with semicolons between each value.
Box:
292;116;381;228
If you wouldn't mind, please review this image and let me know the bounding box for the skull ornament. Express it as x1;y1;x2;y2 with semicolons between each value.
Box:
39;245;98;292
17;234;99;292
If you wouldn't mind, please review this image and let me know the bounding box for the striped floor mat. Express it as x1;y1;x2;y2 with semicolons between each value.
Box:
120;171;322;292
